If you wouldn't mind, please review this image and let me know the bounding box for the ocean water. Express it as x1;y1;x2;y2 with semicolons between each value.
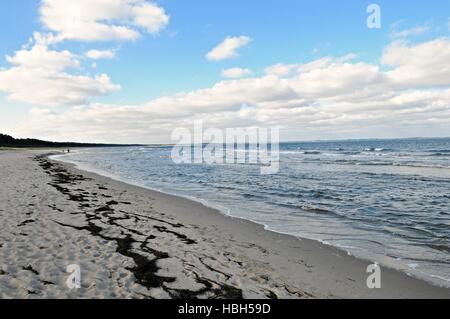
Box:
53;138;450;288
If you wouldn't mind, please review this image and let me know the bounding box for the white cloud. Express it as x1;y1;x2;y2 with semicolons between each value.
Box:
14;37;450;143
390;26;429;39
131;2;170;33
32;32;64;46
39;0;169;42
265;63;299;77
6;43;78;71
221;67;253;78
0;1;169;107
0;42;120;106
382;38;450;88
206;36;252;61
85;49;116;59
265;55;357;77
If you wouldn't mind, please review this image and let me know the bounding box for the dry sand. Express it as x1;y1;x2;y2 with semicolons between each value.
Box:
0;149;449;299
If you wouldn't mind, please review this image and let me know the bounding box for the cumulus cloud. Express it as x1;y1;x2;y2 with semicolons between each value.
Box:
206;36;252;61
6;43;79;71
85;49;116;59
39;0;169;42
0;1;171;106
13;37;450;143
265;63;299;77
265;54;357;77
0;42;120;106
382;38;450;87
221;67;253;78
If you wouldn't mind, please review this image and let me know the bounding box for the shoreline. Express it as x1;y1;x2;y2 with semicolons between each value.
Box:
1;149;449;298
51;150;450;290
50;150;450;297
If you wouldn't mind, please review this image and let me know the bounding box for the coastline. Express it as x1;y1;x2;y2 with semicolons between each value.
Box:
0;149;449;298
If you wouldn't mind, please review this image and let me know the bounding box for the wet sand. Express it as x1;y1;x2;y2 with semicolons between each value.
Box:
0;149;448;298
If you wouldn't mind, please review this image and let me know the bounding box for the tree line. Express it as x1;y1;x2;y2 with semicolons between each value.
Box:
0;133;137;148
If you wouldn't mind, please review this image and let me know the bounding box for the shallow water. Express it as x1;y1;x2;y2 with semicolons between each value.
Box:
54;138;450;288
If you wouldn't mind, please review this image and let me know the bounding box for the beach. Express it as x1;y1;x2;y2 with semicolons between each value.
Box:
0;149;449;299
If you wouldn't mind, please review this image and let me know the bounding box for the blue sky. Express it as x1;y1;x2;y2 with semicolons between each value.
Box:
1;1;450;143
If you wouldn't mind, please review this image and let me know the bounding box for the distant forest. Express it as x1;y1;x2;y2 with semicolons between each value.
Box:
0;134;137;148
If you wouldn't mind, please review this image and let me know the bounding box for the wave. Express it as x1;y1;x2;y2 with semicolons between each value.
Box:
279;150;322;155
355;161;393;166
392;163;450;169
302;151;322;155
429;244;450;254
428;149;450;153
363;148;387;152
430;152;450;157
324;159;450;170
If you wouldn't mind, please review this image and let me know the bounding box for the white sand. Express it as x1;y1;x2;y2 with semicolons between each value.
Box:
0;149;449;299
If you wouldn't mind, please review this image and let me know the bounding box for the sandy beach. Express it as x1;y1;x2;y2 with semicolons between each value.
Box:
0;149;448;299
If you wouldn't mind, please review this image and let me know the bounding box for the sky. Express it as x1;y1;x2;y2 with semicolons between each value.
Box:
0;0;449;143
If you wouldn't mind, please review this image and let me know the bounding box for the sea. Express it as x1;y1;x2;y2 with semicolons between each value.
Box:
52;138;450;288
